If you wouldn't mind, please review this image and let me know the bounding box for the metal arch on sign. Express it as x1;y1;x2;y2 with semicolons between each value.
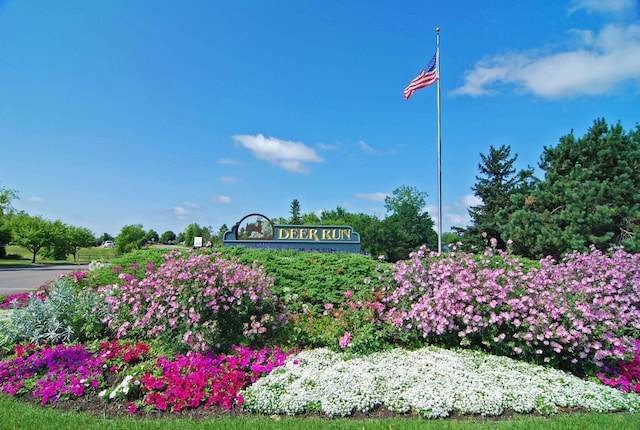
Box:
234;213;275;240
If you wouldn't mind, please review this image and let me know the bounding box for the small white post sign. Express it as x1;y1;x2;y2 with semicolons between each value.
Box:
193;236;203;248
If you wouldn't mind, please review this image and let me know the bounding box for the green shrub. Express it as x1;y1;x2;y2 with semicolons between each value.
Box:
0;279;111;346
214;247;389;307
91;248;180;286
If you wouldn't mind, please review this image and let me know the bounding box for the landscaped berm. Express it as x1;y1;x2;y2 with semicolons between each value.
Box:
1;244;639;428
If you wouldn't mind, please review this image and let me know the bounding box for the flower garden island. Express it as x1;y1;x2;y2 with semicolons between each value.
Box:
1;240;640;421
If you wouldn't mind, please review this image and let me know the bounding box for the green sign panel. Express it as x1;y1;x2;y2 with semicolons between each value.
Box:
222;213;361;253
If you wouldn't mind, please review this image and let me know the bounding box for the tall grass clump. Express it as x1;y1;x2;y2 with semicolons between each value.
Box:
98;251;289;353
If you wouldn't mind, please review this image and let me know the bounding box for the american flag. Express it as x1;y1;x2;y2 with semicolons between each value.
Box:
403;52;438;100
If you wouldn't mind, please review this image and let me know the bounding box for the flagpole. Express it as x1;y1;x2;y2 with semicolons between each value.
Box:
436;27;442;253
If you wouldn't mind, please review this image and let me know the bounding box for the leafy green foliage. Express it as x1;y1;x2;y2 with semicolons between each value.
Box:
115;224;147;255
503;118;640;259
41;222;96;262
159;230;176;244
318;206;383;257
214;247;388;308
180;223;212;247
67;226;97;261
0;183;18;257
144;229;159;245
0;279;110;346
7;212;52;263
40;220;70;261
0;183;17;218
381;185;438;261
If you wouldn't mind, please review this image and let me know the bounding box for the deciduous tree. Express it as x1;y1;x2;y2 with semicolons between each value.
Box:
144;229;159;245
115;224;146;255
68;226;96;261
381;185;437;261
8;212;52;263
160;230;176;244
182;223;211;248
42;220;71;261
0;183;18;258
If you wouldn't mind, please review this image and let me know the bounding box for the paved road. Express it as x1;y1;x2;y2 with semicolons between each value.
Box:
0;265;89;295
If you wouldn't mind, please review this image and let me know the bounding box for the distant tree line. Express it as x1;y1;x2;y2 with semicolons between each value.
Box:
0;210;95;263
2;117;636;263
273;185;438;262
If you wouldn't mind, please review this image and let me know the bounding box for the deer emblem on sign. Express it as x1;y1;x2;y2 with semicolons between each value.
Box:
245;220;263;235
234;214;275;240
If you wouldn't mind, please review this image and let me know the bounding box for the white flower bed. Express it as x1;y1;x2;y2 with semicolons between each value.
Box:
242;347;640;418
88;260;111;271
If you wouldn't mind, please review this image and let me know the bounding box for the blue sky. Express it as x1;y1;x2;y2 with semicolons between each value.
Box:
2;0;639;238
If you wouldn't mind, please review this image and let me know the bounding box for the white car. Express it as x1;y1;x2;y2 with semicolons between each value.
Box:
103;240;115;248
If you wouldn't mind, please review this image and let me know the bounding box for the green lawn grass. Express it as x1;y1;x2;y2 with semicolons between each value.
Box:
0;245;115;266
0;395;638;430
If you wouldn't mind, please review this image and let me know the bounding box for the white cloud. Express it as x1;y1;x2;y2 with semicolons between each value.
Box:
445;213;468;226
172;206;191;219
217;158;238;165
27;196;44;203
569;0;636;14
425;194;480;231
233;134;324;173
462;194;482;207
452;23;640;99
211;195;232;204
184;201;200;209
358;140;377;154
219;176;239;184
316;143;338;151
356;192;388;202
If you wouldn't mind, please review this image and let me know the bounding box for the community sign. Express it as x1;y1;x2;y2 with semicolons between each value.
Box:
222;213;361;253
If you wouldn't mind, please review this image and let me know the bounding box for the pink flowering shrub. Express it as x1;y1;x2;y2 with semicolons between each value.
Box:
100;251;289;352
378;244;640;374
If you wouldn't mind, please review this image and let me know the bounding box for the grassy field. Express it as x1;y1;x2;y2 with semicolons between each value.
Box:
0;395;638;430
1;245;115;266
